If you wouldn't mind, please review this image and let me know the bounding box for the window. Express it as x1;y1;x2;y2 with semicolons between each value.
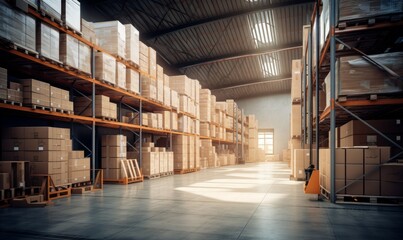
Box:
258;129;274;155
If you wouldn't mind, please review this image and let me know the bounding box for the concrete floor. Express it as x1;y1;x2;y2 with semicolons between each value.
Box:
1;162;402;240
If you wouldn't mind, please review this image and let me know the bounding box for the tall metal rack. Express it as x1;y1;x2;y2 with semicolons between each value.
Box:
302;0;403;203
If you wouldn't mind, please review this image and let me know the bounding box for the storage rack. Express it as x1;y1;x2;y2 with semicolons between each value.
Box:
302;0;403;203
0;2;248;183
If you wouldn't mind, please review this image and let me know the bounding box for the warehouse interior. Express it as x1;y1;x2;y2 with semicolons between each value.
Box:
1;0;403;239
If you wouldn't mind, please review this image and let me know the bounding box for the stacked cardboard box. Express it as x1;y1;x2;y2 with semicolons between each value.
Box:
141;75;157;100
246;115;259;163
200;123;210;137
200;89;211;122
171;112;178;131
292;149;310;180
200;139;218;168
290;59;302;138
41;0;62;21
116;61;126;89
171;90;179;110
126;68;140;94
0;1;36;51
124;24;140;65
68;150;90;184
172;135;188;170
155;111;171;130
226;99;236;118
94;21;126;59
156;66;164;103
62;0;81;32
169;75;192;98
6;82;23;103
148;47;157;78
102;135;127;180
60;34;91;74
81;19;97;44
50;86;74;112
36;22;60;62
141;142;174;177
2;127;72;186
0;67;7;93
20;79;50;107
74;95;117;119
95;51;116;84
210;95;216;123
139;41;148;73
319;147;400;196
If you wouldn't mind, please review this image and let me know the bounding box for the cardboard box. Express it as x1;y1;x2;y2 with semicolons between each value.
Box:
346;180;364;195
102;146;127;158
1;151;25;161
24;150;69;162
291;59;301;101
0;161;28;188
102;157;124;169
345;148;363;164
24;127;70;139
23;92;50;107
346;164;363;180
30;161;65;174
93;21;126;58
69;169;90;184
381;164;403;182
24;139;68;151
20;79;50;96
290;104;301;137
101;135;127;147
381;181;403;196
69;158;90;171
69;150;85;159
365;180;380;196
2;139;25;151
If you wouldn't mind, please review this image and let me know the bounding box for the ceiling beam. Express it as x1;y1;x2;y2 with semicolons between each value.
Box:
143;0;314;40
211;77;291;91
176;43;302;69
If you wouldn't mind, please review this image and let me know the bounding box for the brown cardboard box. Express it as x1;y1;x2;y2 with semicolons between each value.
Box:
1;151;25;161
0;173;10;189
0;67;7;89
23;92;50;107
346;180;364;195
20;79;50;96
25;127;70;139
30;161;63;174
24;139;68;151
365;164;380;181
24;151;69;162
365;180;380;196
102;146;127;158
293;149;310;180
2;139;25;151
381;164;403;182
364;148;380;164
69;170;91;183
290;104;301;137
142;152;158;176
345;148;363;164
291;59;301;101
102;157;124;169
69;151;85;159
340;119;403;139
381;147;391;163
381;181;403;196
335;164;345;180
0;88;7;99
69;158;90;171
50;86;62;99
346;164;363;180
101;135;127;147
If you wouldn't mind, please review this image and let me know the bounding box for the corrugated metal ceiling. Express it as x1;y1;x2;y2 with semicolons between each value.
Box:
81;0;314;100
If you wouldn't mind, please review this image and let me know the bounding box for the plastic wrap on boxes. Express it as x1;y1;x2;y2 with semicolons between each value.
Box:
141;75;157;100
124;24;139;65
78;41;91;74
169;75;192;97
171;90;179;109
163;86;171;107
81;18;97;44
62;0;80;32
60;33;79;69
37;22;59;61
337;0;403;22
0;1;36;51
95;52;116;84
41;0;62;20
116;61;126;89
126;68;140;94
139;41;148;73
324;52;403;105
148;47;157;78
94;21;126;59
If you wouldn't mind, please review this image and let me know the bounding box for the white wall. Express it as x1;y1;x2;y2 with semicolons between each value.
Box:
237;93;291;156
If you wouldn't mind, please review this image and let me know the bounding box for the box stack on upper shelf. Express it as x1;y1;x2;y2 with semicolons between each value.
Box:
74;95;117;120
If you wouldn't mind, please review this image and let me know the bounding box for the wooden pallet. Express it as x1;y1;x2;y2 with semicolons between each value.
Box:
51;107;73;115
100;116;118;122
174;168;197;175
144;174;161;179
127;60;140;69
62;64;91;77
1;38;39;58
160;171;174;177
104;159;143;185
71;185;93;194
39;10;63;26
99;79;116;87
1;99;22;106
28;104;52;111
39;55;63;67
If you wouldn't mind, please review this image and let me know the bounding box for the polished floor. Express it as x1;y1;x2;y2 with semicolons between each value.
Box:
1;162;402;240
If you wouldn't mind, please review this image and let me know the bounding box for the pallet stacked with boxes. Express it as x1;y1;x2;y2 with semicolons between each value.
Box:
141;142;174;178
0;127;87;187
74;95;117;120
246;115;258;163
101;135;142;183
200;89;211;137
